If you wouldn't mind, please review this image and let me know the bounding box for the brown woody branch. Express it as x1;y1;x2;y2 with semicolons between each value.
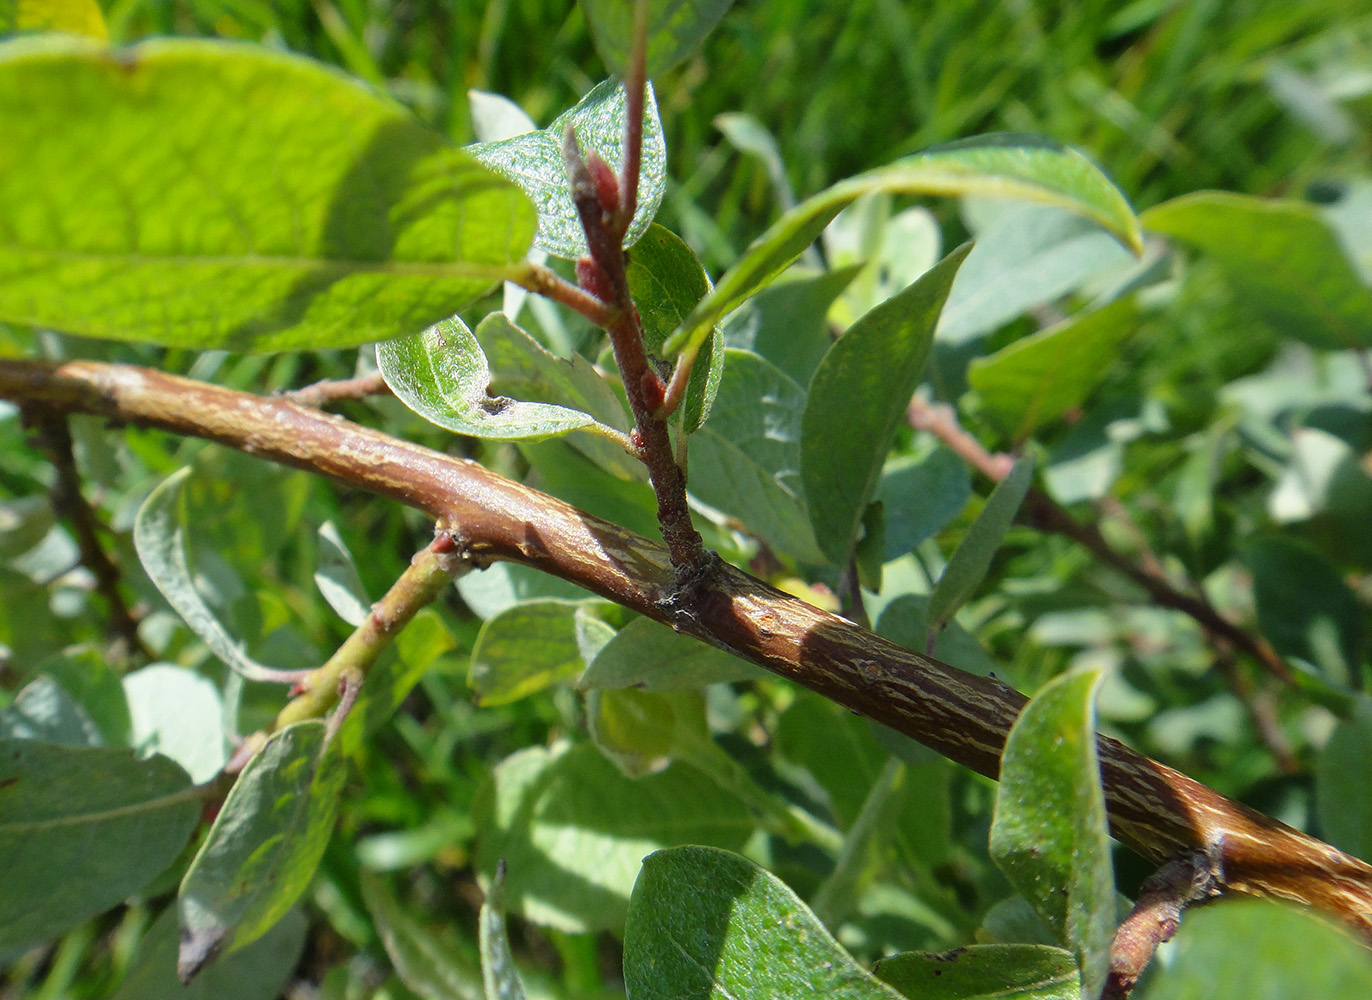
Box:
3;358;1371;943
907;398;1295;684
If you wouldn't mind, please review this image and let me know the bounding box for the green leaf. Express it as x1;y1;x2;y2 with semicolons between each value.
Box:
989;667;1113;1000
688;349;823;563
967;298;1139;440
469;78;665;258
581;0;736;78
876;944;1080;1000
802;245;971;564
1143;192;1372;350
0;0;107;38
468;600;614;706
110;905;307;1000
378;316;630;446
124;664;227;784
875;594;999;679
473;743;752;933
580;615;766;692
33;646;133;746
361;873;483;1000
1316;695;1372;860
457;562;590;620
665;135;1142;360
876;449;972;562
622;845;906;1000
0;675;104;746
0;740;199;951
1142;899;1372;999
938;200;1134;344
480;869;530;1000
627;223;723;433
178;722;346;980
926;455;1035;636
344;608;457;750
134;468;296;684
0;36;535;351
315;521;371;627
1243;536;1363;685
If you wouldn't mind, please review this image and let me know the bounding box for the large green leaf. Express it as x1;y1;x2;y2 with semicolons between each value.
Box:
802;245;970;564
178;722;345;980
1143;899;1372;999
581;0;736;78
469;78;664;258
875;944;1080;1000
988;667;1113;1000
0;740;200;951
377;316;630;446
876;449;972;562
0;36;535;351
622;846;906;1000
0;675;104;746
665;135;1142;360
1143;192;1372;350
688;349;823;563
472;743;752;935
627;223;722;433
967;297;1139;440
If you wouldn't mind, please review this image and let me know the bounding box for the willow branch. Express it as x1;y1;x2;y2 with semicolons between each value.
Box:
907;398;1294;684
4;358;1371;941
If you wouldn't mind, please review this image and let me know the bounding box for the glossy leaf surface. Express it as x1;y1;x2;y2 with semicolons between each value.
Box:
623;845;905;1000
0;37;534;350
469;78;664;258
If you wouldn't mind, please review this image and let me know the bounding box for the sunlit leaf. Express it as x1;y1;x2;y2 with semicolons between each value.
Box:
468;600;615;706
469;78;665;258
666;135;1142;359
580;615;765;691
0;36;535;351
378;316;629;444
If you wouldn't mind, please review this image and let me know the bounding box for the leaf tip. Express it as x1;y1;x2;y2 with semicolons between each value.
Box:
177;920;227;983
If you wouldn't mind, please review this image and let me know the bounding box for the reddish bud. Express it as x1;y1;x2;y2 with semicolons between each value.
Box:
576;256;614;301
585;151;621;216
640;370;666;413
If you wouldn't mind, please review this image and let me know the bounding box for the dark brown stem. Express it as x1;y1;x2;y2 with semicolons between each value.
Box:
21;409;149;662
1104;849;1222;999
284;372;390;407
563;127;705;578
907;398;1294;684
4;358;1371;942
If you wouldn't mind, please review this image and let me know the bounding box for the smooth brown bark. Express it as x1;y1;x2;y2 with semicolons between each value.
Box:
4;357;1371;941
